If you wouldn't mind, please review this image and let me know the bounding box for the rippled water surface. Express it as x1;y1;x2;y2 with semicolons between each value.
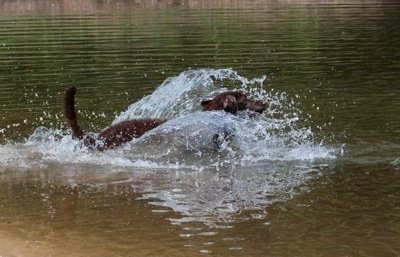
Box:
1;1;400;256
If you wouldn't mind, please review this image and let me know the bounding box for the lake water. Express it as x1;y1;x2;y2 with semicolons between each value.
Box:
1;1;400;256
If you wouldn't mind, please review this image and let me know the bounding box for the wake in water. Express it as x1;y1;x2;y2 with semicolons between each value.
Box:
0;68;337;226
0;68;335;168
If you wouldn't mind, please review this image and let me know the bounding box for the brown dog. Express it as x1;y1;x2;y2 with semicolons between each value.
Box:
63;86;266;151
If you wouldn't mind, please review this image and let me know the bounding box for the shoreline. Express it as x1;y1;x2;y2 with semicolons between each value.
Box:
0;0;388;16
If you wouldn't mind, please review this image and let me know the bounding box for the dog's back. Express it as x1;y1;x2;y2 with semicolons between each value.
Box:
96;119;166;150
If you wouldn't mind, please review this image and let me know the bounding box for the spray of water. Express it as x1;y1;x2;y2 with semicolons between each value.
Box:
0;68;338;226
1;68;336;168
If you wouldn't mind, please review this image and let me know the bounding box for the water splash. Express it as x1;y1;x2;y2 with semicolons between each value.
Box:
110;68;336;166
0;68;338;227
1;68;336;168
114;68;267;121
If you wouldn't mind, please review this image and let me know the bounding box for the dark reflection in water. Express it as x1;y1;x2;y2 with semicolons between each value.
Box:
1;1;400;256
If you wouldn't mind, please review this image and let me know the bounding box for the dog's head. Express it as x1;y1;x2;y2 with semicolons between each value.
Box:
201;91;266;114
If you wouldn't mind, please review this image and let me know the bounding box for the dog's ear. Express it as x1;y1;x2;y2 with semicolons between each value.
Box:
222;95;233;108
223;95;238;113
201;100;212;110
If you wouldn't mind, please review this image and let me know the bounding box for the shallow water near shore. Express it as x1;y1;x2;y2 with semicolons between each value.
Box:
1;1;400;256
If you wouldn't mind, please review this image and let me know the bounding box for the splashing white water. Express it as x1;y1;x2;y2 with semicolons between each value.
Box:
1;68;336;169
0;68;338;226
111;68;336;166
114;68;267;121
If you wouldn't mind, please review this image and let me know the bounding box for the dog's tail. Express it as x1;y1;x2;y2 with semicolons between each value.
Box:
63;86;86;139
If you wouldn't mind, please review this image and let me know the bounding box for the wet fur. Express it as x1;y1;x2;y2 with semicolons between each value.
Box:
200;91;266;114
63;86;266;151
63;87;165;151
